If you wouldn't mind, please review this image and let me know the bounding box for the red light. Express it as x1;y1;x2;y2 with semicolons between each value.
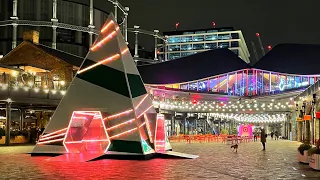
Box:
154;114;166;152
212;22;216;26
256;33;260;37
175;22;180;29
192;99;198;104
267;45;272;50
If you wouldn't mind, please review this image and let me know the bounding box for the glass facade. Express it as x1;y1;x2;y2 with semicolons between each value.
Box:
152;69;318;97
160;29;250;63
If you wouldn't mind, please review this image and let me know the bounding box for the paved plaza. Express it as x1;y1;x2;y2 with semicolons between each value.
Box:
0;140;320;179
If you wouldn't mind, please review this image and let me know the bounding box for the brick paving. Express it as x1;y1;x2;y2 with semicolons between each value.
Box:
0;140;319;179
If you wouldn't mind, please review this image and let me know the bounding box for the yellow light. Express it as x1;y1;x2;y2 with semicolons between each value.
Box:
11;71;18;77
60;81;65;86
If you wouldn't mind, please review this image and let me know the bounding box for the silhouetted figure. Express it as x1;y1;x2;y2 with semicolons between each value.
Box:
271;131;274;140
261;128;266;150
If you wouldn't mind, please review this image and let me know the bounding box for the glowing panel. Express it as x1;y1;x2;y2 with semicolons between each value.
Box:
154;114;166;152
144;114;153;143
63;111;110;154
41;128;67;138
103;109;133;121
238;124;253;137
78;54;120;74
101;20;114;33
90;26;120;51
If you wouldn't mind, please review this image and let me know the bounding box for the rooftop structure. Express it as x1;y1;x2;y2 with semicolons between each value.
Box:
157;27;250;63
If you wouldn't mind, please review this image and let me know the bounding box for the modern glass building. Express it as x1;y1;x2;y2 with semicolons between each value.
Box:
157;27;250;63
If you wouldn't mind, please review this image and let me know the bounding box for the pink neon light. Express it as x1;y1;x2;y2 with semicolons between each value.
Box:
106;118;135;131
121;48;129;55
137;105;153;119
41;128;67;138
63;111;111;154
154;114;166;152
39;133;66;141
101;21;114;33
109;127;138;139
65;139;109;144
139;122;146;128
74;112;97;116
135;94;148;110
144;114;153;143
78;54;120;74
90;27;120;51
103;109;133;120
37;138;64;145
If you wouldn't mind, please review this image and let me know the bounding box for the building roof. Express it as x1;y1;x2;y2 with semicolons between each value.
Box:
35;43;84;67
163;27;235;36
254;43;320;75
138;48;250;84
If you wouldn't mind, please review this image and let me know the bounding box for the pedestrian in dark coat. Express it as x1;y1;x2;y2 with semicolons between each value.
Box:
260;128;266;150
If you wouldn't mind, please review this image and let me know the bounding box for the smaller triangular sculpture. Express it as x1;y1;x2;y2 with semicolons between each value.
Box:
31;13;198;161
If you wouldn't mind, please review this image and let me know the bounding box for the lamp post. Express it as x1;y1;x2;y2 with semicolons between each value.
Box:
133;25;139;58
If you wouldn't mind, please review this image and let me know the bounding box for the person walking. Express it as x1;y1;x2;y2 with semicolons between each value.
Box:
275;131;279;140
253;131;258;142
271;131;274;140
260;128;266;150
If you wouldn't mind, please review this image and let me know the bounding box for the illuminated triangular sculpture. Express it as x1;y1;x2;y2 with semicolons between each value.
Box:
31;13;198;161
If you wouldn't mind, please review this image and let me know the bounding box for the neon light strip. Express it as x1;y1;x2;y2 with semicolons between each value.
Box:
109;127;138;139
106;119;135;131
137;105;153;119
63;111;79;153
135;94;148;110
37;138;64;145
64;139;109;144
103;109;133;120
78;54;120;74
101;21;114;33
41;128;67;138
144;114;153;142
90;26;120;51
121;48;129;55
74;112;97;116
39;133;66;141
139;122;146;128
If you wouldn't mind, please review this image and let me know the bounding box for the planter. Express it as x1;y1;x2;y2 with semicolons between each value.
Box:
297;150;310;163
309;154;320;170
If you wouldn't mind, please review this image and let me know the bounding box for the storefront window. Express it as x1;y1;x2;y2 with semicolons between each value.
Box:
193;35;204;42
168;37;181;44
218;34;231;40
205;34;218;41
169;45;180;51
193;44;204;50
34;76;41;87
180;84;188;90
218;42;229;48
181;44;192;51
198;81;207;91
181;52;194;57
231;41;239;47
205;43;217;49
231;33;240;39
189;82;198;91
168;53;181;60
218;75;227;93
181;36;193;42
209;77;219;92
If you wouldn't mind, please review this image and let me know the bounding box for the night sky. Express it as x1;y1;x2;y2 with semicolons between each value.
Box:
118;0;319;63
